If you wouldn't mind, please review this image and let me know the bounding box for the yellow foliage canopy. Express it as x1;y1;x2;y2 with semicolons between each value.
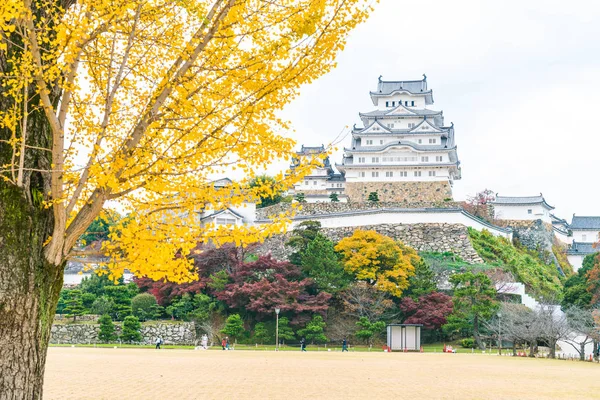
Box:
0;0;375;282
335;230;417;297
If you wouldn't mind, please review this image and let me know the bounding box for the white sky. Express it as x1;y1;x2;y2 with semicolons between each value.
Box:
276;0;600;220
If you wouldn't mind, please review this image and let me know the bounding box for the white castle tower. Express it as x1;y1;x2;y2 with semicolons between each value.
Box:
337;75;461;202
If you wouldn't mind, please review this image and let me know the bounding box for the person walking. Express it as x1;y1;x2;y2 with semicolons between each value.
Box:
300;337;306;352
201;334;208;350
155;337;162;350
225;336;230;350
221;337;227;350
342;337;348;352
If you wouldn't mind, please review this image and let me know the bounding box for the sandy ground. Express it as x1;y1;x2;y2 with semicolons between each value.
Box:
44;347;600;400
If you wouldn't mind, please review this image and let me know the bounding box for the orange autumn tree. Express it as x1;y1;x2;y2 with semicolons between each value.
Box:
335;230;417;297
0;0;374;396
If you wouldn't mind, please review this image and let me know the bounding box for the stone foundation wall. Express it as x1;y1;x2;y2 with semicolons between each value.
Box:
257;223;483;264
50;321;196;345
344;181;452;203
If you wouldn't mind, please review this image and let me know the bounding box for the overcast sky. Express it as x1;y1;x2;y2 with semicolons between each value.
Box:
277;0;600;220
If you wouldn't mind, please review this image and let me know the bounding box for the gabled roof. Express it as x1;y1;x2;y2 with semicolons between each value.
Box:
297;145;325;155
567;241;600;255
570;216;600;230
369;77;434;105
359;105;441;118
409;118;443;133
212;177;233;188
201;208;245;221
490;194;555;210
359;119;392;134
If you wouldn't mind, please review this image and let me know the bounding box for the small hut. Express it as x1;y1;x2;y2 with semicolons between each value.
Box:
386;324;422;351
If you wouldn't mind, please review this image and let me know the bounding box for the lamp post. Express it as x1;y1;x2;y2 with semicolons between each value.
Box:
497;312;502;355
275;308;280;351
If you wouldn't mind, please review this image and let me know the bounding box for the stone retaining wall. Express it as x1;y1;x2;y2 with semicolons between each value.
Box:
344;181;452;203
257;223;483;264
50;321;196;345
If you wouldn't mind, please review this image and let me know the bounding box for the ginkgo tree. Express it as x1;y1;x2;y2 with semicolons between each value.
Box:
0;0;374;396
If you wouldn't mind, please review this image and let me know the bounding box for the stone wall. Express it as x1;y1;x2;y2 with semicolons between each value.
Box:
257;223;483;264
256;200;462;220
50;321;196;345
344;181;452;203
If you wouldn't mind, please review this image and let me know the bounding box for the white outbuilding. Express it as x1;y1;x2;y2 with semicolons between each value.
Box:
386;324;422;351
490;194;554;223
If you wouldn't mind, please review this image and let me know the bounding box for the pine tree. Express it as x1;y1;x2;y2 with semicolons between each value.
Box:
277;317;296;344
121;316;142;343
221;314;245;342
98;314;116;343
404;258;437;300
253;322;270;344
329;193;339;202
294;192;306;203
298;315;328;344
368;191;379;202
355;317;386;345
64;290;86;322
300;234;351;294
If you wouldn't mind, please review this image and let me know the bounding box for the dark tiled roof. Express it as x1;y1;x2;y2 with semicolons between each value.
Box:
567;241;600;255
490;195;554;210
369;77;434;105
570;216;600;230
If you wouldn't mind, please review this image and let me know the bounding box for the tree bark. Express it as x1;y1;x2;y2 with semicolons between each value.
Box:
473;315;485;350
549;339;556;359
0;182;64;399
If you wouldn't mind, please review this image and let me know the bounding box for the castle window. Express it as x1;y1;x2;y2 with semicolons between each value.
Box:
414;171;422;177
408;123;415;129
411;101;415;106
366;140;373;145
386;101;389;107
527;209;532;214
429;138;437;144
405;101;409;106
371;157;379;163
337;183;343;188
392;101;396;107
386;171;393;177
399;171;408;177
428;171;436;177
380;140;384;145
388;123;394;129
436;156;443;162
358;157;365;163
313;181;317;185
304;181;308;185
216;218;237;225
418;139;422;144
372;171;379;178
421;156;429;162
359;172;366;177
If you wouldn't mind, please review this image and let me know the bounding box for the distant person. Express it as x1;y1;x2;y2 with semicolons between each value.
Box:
226;336;230;350
221;338;227;350
201;334;208;350
155;337;162;350
300;337;306;352
342;337;348;352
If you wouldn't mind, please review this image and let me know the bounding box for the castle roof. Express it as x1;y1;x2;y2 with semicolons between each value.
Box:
359;104;441;118
570;216;600;230
370;77;434;105
201;208;245;221
567;241;599;256
292;144;331;170
345;140;453;153
490;194;554;210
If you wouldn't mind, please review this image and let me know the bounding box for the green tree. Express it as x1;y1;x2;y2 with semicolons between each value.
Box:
131;293;158;322
98;314;116;343
354;317;386;346
368;191;379;202
80;293;97;311
276;317;296;343
79;213;119;245
286;220;322;265
294;192;306;203
561;253;597;309
300;234;351;294
253;322;270;344
222;314;245;342
298;315;328;344
404;258;437;300
249;175;284;208
121;316;143;343
448;272;497;350
64;290;86;322
90;296;116;316
149;304;165;320
329;193;339;202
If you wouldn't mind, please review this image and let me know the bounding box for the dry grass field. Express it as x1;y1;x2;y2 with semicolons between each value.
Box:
44;347;600;399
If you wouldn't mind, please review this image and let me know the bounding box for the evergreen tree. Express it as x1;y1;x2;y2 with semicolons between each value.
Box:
131;293;158;321
64;290;86;322
367;191;379;202
404;258;437;300
300;234;351;294
221;314;245;342
121;316;142;343
329;193;339;202
355;317;386;345
294;192;306;203
253;322;270;344
276;317;296;344
90;296;115;316
298;315;328;344
286;220;322;265
98;314;116;343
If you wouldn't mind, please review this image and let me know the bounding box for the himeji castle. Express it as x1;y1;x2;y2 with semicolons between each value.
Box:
292;75;462;203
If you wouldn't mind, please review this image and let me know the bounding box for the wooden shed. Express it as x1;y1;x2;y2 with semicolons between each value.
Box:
386;324;422;351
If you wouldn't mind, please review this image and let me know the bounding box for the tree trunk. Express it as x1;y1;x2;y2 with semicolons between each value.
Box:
0;182;64;399
473;315;485;350
548;339;556;359
529;342;535;357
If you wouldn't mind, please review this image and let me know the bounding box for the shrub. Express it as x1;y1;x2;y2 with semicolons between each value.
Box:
461;338;475;348
98;314;116;343
131;293;158;321
121;316;142;343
